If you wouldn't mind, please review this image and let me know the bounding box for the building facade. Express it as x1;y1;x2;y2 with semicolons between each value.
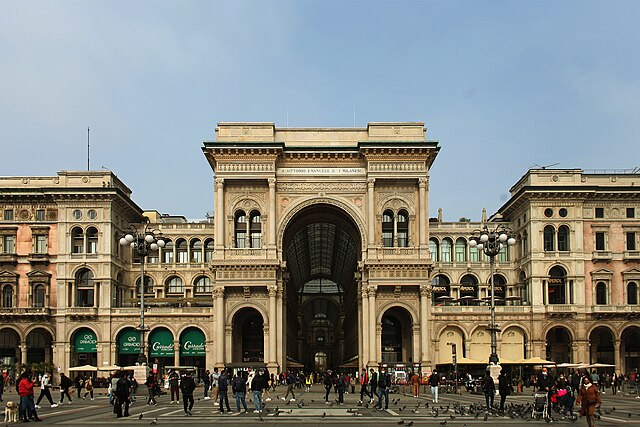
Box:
0;122;638;377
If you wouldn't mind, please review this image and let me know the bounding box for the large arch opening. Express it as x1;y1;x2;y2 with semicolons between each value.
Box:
380;306;413;364
621;326;640;374
589;327;615;365
546;327;572;363
231;308;265;366
25;328;54;365
283;204;361;372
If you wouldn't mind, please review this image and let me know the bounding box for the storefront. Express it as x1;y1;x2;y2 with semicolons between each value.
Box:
72;327;97;367
148;328;174;372
179;328;206;378
117;328;141;366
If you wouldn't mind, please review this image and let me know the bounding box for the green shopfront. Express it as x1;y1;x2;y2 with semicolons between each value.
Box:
72;327;97;367
148;328;175;372
180;327;206;378
117;328;142;366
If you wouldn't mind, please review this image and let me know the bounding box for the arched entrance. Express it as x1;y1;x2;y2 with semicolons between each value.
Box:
621;326;640;373
0;328;20;375
116;327;141;367
589;327;615;365
148;327;174;371
282;204;361;371
546;327;572;363
380;306;413;364
71;327;98;367
232;308;264;364
180;327;207;377
25;328;53;365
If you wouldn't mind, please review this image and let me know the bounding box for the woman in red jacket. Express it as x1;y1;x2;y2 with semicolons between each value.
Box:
18;372;42;422
576;376;601;427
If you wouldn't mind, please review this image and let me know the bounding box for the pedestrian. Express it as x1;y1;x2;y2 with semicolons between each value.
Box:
428;369;440;403
358;368;372;404
497;369;511;411
232;371;248;413
0;373;4;403
180;371;196;416
35;372;57;408
350;374;356;394
217;369;231;413
251;369;264;413
482;370;496;410
203;370;211;400
305;372;312;392
282;369;296;402
323;370;333;404
410;370;420;398
114;372;132;418
74;375;84;400
82;376;94;400
611;373;618;395
211;367;220;406
369;368;378;403
144;373;158;406
59;372;73;404
129;375;138;402
335;371;346;404
537;366;555;413
168;369;180;404
577;376;601;427
262;369;272;402
376;367;390;410
18;372;42;422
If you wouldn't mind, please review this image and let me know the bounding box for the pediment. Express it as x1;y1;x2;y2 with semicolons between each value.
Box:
589;268;613;278
27;270;52;280
0;270;19;282
622;267;640;279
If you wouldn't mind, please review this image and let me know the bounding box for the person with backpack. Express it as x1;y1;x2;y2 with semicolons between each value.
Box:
180;371;196;416
59;372;73;404
482;370;496;410
376;367;390;410
114;372;132;418
168;370;180;404
217;369;231;413
232;372;248;413
428;369;440;403
82;376;94;400
35;372;57;408
282;369;296;402
144;373;158;406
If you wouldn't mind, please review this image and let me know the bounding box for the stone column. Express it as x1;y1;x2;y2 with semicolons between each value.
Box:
361;288;369;368
412;324;420;364
263;325;270;365
268;178;277;252
367;285;377;366
367;178;375;249
214;286;225;368
268;285;277;368
71;281;76;307
174;340;180;367
214;178;225;252
419;285;432;368
20;342;27;365
418;177;428;254
613;340;621;373
276;288;284;371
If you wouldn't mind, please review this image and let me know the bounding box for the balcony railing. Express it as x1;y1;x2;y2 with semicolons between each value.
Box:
592;250;612;261
623;251;640;261
28;253;50;264
0;253;18;265
225;248;267;258
378;247;417;258
0;307;51;316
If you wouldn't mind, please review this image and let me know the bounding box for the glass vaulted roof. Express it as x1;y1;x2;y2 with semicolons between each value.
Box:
286;222;357;295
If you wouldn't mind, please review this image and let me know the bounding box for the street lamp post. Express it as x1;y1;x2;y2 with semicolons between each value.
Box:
120;223;165;365
469;224;515;375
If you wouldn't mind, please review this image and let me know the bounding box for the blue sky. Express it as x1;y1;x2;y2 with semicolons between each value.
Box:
1;1;639;221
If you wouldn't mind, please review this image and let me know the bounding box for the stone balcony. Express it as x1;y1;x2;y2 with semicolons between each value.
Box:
0;307;51;318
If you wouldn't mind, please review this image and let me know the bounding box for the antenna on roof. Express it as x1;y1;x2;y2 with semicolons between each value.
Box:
531;163;560;170
87;127;90;171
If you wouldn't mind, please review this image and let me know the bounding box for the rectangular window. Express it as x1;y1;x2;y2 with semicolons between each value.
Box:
455;245;466;263
36;209;45;221
163;250;174;264
191;250;202;263
595;232;606;251
497;247;508;263
382;232;393;248
3;235;16;254
3;210;13;221
251;233;262;249
177;251;188;264
628;207;636;219
35;235;47;253
595;207;604;218
627;232;637;251
397;232;408;248
469;249;479;263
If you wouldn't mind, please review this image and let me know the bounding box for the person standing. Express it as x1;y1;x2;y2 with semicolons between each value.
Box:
114;372;132;418
180;371;196;416
168;370;180;404
82;376;94;400
232;371;248;414
482;370;496;410
428;369;440;403
144;373;158;406
261;369;272;402
217;369;231;413
35;373;57;408
376;367;390;410
59;372;73;404
251;370;264;413
369;368;378;404
335;371;346;405
410;371;420;398
611;373;618;395
323;370;333;404
305;372;312;392
203;370;211;400
358;368;372;404
537;366;555;415
211;368;220;406
577;376;601;427
497;369;511;411
0;373;4;403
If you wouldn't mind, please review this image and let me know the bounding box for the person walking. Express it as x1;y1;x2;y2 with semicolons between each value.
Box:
611;373;618;395
144;373;158;406
482;370;496;410
376;367;390;410
211;368;220;406
73;375;84;400
428;369;440;403
18;372;42;422
537;366;555;415
577;376;601;427
369;368;378;404
410;371;420;398
323;370;333;404
59;372;73;404
168;369;180;404
180;371;196;416
232;371;248;414
251;369;264;413
82;376;94;400
217;369;231;413
305;372;312;392
358;368;372;404
282;369;296;402
202;370;211;400
114;372;132;418
261;369;272;402
497;369;511;411
35;373;57;408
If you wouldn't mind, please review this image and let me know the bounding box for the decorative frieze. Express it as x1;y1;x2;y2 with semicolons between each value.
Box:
276;182;367;193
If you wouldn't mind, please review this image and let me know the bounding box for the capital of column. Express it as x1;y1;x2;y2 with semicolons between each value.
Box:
418;177;428;188
213;286;225;298
367;178;375;188
267;285;277;297
215;177;225;189
268;178;276;187
367;284;378;297
420;284;432;298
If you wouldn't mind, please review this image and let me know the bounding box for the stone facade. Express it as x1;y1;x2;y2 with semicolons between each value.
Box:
0;123;638;378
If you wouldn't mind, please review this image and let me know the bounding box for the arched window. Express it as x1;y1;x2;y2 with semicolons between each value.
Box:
519;270;529;304
429;238;439;262
86;227;98;254
235;211;247;248
75;268;94;307
522;230;528;255
544;225;555;251
162;239;174;264
459;274;478;304
455;238;467;263
71;227;84;254
441;238;453;263
382;210;394;247
548;266;566;304
194;276;212;294
431;274;450;304
2;285;13;308
204;238;214;262
176;239;188;264
397;210;409;247
596;282;607;305
250;211;262;248
190;239;202;263
166;276;184;294
381;315;402;363
492;274;507;305
628;282;638;305
136;276;154;295
557;225;570;251
33;284;46;308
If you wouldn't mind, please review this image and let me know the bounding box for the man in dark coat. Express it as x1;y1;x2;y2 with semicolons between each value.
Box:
482;370;496;410
497;369;512;411
180;371;196;416
217;369;231;413
114;372;132;418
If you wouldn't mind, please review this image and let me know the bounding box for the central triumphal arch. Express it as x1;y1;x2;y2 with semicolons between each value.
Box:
202;122;439;373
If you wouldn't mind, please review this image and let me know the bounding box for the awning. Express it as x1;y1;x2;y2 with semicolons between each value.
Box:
68;364;98;372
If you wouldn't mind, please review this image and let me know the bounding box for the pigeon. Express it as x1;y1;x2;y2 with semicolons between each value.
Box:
450;414;456;419
483;412;488;421
439;421;447;426
406;422;414;427
321;412;326;419
149;418;158;425
138;413;144;420
397;420;405;425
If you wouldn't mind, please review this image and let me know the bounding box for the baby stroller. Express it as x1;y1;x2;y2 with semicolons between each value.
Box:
532;391;549;420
